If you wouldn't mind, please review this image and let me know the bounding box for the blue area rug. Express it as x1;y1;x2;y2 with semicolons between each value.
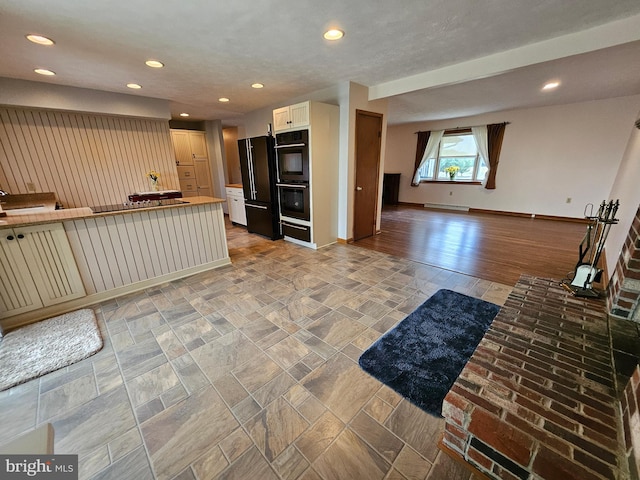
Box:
358;289;500;416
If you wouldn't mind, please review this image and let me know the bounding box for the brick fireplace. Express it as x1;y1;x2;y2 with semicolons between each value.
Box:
441;275;624;480
608;205;640;322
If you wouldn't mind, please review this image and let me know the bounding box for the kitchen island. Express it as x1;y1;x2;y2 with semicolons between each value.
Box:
0;197;229;330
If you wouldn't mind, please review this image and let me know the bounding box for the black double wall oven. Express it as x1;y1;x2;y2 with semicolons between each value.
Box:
276;129;311;242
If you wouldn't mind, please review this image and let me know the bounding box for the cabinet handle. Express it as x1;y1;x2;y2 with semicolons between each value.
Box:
17;234;24;239
6;235;14;241
281;221;307;230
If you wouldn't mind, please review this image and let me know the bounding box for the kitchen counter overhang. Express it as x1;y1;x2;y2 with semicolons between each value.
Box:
0;196;225;229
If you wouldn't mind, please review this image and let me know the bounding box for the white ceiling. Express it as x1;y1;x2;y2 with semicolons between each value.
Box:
1;0;640;125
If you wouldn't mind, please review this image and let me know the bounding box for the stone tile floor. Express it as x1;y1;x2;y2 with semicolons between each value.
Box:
0;222;513;479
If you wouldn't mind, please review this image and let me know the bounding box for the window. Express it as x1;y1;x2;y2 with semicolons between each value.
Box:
418;130;488;182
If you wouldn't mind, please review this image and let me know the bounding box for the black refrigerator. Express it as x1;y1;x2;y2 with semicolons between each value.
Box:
238;135;282;240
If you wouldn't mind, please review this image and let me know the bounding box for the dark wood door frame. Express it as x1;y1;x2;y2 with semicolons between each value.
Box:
353;110;383;241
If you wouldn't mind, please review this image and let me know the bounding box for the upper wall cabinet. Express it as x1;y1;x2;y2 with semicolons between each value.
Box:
273;102;310;132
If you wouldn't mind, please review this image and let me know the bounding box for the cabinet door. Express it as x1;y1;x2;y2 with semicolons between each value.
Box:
290;102;310;128
0;229;43;318
273;106;291;132
226;190;246;226
171;130;193;166
19;223;85;308
188;131;208;160
235;197;247;226
194;156;213;197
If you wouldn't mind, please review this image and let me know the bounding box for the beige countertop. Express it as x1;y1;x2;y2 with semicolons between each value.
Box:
0;196;225;229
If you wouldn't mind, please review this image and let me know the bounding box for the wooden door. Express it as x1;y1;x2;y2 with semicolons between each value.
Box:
353;110;383;241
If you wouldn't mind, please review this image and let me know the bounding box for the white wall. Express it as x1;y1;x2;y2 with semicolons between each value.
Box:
385;95;640;217
604;112;640;273
0;77;170;119
204;120;227;207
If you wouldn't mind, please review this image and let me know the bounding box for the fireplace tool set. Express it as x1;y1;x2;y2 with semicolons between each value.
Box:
561;199;619;298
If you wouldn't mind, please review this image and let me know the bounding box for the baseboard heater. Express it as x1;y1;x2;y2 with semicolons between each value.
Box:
423;203;469;212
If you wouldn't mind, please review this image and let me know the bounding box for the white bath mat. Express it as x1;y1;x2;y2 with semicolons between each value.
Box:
0;309;103;391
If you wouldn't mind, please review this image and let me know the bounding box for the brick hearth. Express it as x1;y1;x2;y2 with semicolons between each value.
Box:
442;275;624;480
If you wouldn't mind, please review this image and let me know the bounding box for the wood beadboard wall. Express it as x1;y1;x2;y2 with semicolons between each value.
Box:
0;107;180;208
64;203;229;296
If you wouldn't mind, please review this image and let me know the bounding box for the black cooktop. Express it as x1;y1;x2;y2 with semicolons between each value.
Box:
90;198;187;214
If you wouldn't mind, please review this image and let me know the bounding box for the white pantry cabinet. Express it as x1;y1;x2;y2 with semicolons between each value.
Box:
171;129;213;197
273;102;310;132
0;223;85;319
225;187;246;226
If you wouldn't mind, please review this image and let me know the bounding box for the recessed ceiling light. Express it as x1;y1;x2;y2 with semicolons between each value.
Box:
34;68;55;76
323;29;344;40
127;83;142;89
145;60;164;68
218;97;230;103
251;83;264;89
26;34;55;46
179;113;189;117
542;81;560;91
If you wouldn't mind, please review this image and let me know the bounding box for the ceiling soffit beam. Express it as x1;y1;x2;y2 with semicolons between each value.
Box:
368;13;640;101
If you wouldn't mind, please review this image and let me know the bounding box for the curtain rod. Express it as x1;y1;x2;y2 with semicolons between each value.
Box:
414;121;510;134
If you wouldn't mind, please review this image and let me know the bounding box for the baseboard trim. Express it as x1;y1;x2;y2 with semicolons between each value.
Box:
469;208;588;223
393;202;588;223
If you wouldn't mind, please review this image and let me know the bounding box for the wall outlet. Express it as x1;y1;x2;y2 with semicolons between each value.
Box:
449;191;453;196
26;182;36;192
566;197;572;204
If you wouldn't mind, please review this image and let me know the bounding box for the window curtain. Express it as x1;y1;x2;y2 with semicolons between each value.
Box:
471;125;489;170
411;131;430;187
411;129;444;186
484;123;507;190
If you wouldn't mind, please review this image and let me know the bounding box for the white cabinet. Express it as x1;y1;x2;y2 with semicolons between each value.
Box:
0;223;85;319
225;187;246;226
171;129;214;197
275;101;339;249
273;102;310;132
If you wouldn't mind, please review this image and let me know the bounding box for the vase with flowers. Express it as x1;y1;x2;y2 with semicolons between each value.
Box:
444;165;460;180
147;170;160;191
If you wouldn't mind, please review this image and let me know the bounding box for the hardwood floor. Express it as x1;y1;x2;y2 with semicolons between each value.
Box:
354;205;589;286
